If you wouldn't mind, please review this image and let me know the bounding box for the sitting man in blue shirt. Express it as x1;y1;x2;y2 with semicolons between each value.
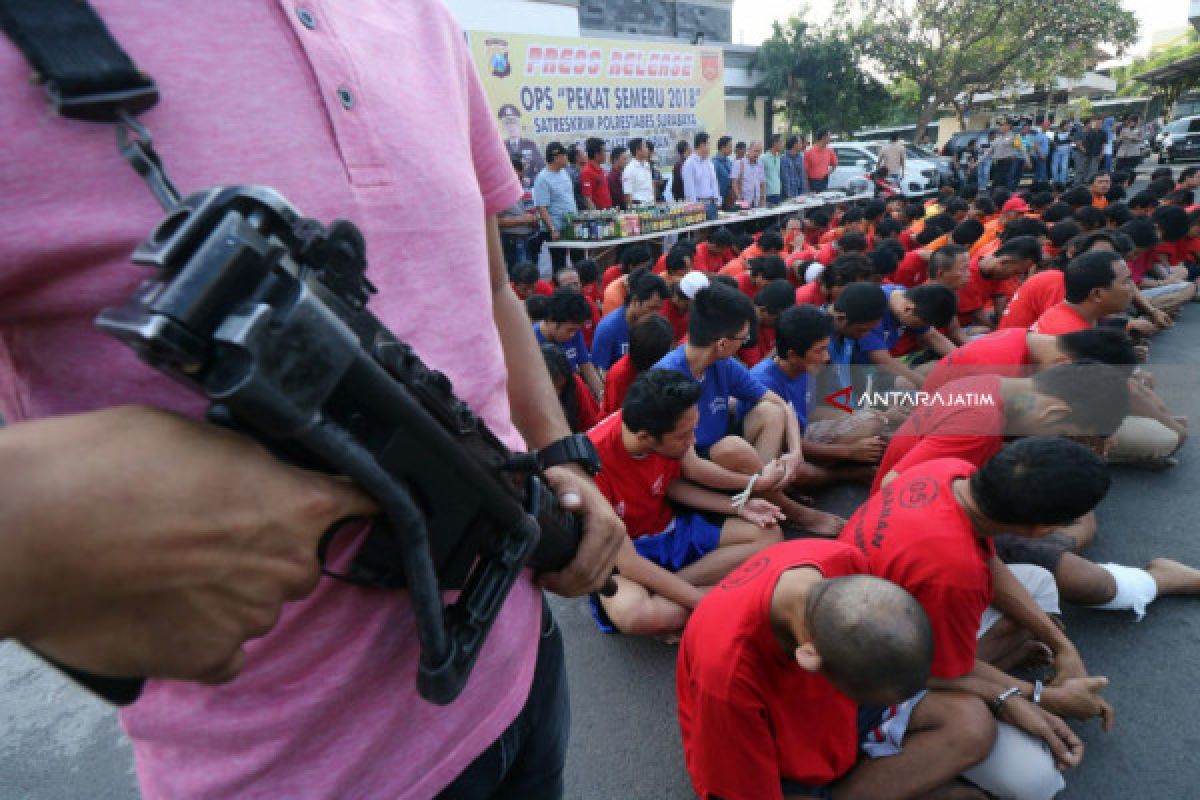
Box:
828;282;958;392
655;280;844;534
591;269;670;370
534;289;605;400
752;306;888;488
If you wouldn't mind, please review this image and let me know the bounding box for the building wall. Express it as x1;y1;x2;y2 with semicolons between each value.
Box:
724;97;767;146
579;0;732;42
442;0;580;36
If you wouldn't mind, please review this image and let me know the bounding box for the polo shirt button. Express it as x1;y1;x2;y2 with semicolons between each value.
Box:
337;86;355;110
296;7;317;29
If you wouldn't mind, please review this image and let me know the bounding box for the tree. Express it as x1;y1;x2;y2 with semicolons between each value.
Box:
747;16;892;136
841;0;1139;140
1111;30;1200;109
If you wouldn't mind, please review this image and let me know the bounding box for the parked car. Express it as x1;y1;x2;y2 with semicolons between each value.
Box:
1159;116;1200;164
858;139;958;187
827;142;939;198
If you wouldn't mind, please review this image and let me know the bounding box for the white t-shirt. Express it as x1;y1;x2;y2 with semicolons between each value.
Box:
623;158;656;205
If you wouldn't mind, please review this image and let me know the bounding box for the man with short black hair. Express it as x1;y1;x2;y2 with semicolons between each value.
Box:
682;132;720;218
846;438;1114;800
607;145;629;210
762;133;785;205
580;137;612;211
622;137;655;207
1080;118;1107;183
655;283;845;534
678;538;994;800
534;289;604;399
958;236;1042;329
591;270;670;370
694;227;736;273
713;135;735;209
586;369;785;637
781;134;809;198
738;279;796;367
533;141;578;271
1032;250;1134;334
804;129;839;192
879;132;907;181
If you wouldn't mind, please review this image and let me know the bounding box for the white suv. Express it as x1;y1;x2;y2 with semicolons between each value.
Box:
828;142;940;198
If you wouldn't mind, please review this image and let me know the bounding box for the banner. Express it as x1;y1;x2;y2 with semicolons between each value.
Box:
468;31;725;180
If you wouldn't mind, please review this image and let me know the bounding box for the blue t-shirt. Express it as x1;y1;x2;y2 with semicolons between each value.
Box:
534;323;591;370
532;167;577;229
827;332;876;392
859;284;929;353
655;345;768;449
591;308;631;370
749;359;811;430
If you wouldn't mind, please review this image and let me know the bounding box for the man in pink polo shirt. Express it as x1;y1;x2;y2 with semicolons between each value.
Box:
0;2;622;798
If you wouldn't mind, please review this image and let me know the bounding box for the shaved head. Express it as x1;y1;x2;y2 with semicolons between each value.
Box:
808;575;933;703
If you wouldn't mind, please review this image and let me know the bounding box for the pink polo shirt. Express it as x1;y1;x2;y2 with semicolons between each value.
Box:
0;2;540;798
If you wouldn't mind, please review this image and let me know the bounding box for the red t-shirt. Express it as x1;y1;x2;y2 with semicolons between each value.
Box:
842;458;995;679
661;298;690;342
872;376;1006;493
602;354;638;416
794;280;826;307
694;242;735;273
736;272;759;299
998;270;1065;330
923;328;1031;393
1129;249;1158;284
512;279;553;300
580;161;613;209
956;257;1018;325
587;411;682;538
580;296;601;348
786;245;819;271
892;250;930;287
678;540;866;798
573;374;604;431
898;230;918;252
738;325;776;367
1031;302;1091;335
804;146;839;181
814;242;838;266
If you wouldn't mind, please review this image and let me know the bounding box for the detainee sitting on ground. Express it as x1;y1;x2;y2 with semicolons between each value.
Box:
749;306;886;488
678;539;995;800
845;439;1118;800
654;280;844;534
586;369;784;637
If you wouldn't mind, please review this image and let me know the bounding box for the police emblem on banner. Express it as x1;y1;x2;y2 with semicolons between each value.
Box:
486;37;511;78
701;52;719;82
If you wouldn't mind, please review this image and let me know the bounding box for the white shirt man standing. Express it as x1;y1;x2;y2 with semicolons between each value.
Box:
622;137;657;206
879;133;907;179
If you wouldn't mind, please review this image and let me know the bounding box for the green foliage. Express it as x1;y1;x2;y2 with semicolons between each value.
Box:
747;16;892;135
839;0;1139;137
1111;30;1200;99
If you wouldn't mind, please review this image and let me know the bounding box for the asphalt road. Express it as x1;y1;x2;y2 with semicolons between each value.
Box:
4;165;1199;799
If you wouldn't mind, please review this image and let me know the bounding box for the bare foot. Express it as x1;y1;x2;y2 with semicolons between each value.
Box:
1146;558;1200;596
786;506;845;537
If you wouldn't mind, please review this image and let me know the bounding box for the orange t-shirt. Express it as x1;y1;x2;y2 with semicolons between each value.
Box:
602;276;629;315
1092;194;1109;210
719;256;748;278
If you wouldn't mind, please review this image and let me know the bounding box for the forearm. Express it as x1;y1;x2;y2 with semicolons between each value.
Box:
0;424;43;638
681;448;754;490
869;351;924;387
929;660;1030;702
580;363;605;401
920;329;956;357
667;479;738;517
487;216;572;449
615;539;703;609
535;206;555;233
